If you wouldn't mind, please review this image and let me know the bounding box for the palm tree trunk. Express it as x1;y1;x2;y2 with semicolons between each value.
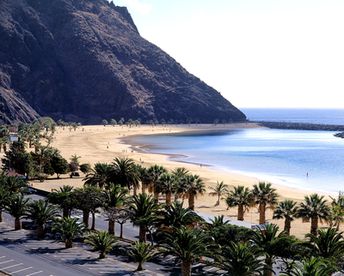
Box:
133;185;137;196
259;203;266;224
284;218;291;235
37;225;45;239
215;194;220;206
238;204;244;221
154;189;159;201
0;210;2;222
137;261;143;271
120;223;124;239
188;195;195;210
311;216;318;235
141;183;146;194
63;207;69;218
139;224;146;242
108;219;115;235
148;184;153;194
99;251;105;259
14;218;21;230
264;257;273;276
181;260;192;276
65;239;73;248
166;192;172;205
91;211;96;230
83;210;89;228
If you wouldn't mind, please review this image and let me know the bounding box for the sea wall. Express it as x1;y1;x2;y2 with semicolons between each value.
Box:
254;121;344;138
256;121;344;131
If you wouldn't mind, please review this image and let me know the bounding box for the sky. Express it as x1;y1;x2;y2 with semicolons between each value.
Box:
111;0;344;108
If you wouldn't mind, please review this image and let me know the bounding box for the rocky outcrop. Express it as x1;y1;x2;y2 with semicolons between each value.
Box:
0;0;246;124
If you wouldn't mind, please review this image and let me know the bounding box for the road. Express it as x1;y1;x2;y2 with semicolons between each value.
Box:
0;240;89;276
0;192;250;276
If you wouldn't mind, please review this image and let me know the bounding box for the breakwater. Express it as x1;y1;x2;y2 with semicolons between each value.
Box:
255;121;344;131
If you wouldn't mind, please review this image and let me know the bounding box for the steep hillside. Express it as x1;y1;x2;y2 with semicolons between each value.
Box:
0;0;246;124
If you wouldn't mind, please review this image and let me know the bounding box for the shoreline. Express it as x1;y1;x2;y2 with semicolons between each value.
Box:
122;127;335;198
29;123;339;238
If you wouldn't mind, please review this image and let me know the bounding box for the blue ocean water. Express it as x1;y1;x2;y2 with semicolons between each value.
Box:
242;108;344;125
131;109;344;193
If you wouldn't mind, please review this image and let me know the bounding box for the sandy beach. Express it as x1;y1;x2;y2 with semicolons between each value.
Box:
30;124;336;238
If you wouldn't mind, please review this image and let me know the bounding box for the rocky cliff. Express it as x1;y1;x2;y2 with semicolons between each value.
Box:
0;0;246;124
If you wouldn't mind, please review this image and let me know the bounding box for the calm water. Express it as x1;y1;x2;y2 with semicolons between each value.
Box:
132;109;344;193
243;108;344;125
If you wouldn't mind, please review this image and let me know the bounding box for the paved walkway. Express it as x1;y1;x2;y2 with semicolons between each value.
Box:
0;223;164;276
0;223;225;276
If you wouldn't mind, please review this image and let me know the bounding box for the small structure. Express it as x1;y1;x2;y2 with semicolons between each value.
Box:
9;133;19;143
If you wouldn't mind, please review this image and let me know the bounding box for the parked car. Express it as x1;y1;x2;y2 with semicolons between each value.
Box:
70;171;80;178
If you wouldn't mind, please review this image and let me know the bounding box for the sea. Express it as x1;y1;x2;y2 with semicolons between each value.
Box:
131;109;344;194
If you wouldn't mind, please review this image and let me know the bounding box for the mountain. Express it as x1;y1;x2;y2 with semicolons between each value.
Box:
0;0;246;124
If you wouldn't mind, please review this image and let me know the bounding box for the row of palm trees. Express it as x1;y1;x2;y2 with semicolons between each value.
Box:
84;159;206;210
221;181;341;236
0;182;59;238
1;169;344;275
3;181;344;275
83;157;344;238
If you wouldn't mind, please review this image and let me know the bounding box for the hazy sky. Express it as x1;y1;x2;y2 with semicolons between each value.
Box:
112;0;344;108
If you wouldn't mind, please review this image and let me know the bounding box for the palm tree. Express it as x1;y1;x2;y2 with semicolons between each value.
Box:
0;185;11;222
281;257;336;276
137;166;150;194
85;231;117;259
146;165;167;200
305;227;344;262
184;174;205;210
129;194;160;242
156;173;175;205
226;185;253;221
209;215;230;228
102;184;128;235
159;201;202;230
52;217;85;248
48;185;74;218
328;192;344;230
252;182;278;225
251;224;294;276
217;241;264;276
0;174;28;194
171;167;189;200
273;199;298;235
83;163;112;189
26;199;59;239
172;167;190;179
128;241;157;271
110;157;140;194
209;181;229;206
5;193;30;230
160;226;210;276
297;193;330;235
